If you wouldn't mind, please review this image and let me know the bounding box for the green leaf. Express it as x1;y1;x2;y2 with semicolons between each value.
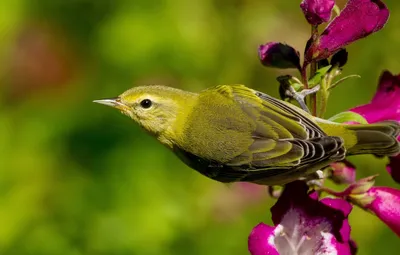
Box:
328;111;368;124
291;82;303;91
329;74;361;90
308;65;332;87
333;4;341;17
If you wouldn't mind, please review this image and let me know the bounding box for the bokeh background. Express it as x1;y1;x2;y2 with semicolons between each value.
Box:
1;0;400;254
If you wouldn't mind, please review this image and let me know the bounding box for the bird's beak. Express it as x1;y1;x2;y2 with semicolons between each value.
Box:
93;97;130;112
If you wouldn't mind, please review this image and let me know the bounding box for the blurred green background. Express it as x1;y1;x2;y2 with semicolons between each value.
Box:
1;0;400;254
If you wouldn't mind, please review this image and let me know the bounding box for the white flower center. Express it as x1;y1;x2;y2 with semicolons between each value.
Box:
271;208;338;255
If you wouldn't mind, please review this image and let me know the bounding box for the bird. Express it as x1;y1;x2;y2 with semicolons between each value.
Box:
93;84;400;185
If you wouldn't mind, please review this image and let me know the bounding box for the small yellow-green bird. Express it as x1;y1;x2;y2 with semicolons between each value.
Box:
94;85;400;185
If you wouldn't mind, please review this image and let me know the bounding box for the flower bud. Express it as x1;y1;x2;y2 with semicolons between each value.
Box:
300;0;335;25
258;42;301;70
330;48;348;68
317;58;330;69
347;175;376;198
329;161;356;184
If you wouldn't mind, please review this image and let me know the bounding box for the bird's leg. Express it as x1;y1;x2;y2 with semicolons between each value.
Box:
277;75;320;112
284;85;320;113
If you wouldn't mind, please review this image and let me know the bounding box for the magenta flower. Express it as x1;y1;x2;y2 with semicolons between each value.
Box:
305;0;389;62
248;181;355;255
258;42;301;70
351;71;400;123
350;71;400;183
300;0;335;25
349;186;400;237
330;160;356;184
366;187;400;237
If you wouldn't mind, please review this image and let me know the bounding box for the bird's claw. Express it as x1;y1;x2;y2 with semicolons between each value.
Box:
284;85;320;113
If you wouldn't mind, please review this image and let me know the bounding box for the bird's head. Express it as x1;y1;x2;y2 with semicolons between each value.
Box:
94;85;197;144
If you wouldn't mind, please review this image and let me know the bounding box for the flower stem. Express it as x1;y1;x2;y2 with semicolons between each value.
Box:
301;66;309;89
318;186;346;198
309;25;319;116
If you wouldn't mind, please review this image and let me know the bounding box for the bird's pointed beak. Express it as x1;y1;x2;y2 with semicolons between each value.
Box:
93;97;129;111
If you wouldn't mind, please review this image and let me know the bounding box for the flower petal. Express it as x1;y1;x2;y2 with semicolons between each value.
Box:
248;223;279;255
305;0;389;62
321;197;352;244
349;239;358;255
366;187;400;237
349;70;400;183
266;181;354;254
350;70;400;123
300;0;335;25
258;42;301;70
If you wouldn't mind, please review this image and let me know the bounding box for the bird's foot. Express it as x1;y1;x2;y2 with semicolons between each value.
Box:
284;85;320;113
277;76;320;112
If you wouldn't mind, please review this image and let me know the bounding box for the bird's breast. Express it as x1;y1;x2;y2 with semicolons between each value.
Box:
177;101;255;163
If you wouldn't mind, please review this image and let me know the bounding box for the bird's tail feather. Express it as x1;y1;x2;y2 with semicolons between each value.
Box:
346;120;400;156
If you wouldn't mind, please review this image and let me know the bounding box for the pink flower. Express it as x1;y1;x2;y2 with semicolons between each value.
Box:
350;70;400;183
305;0;389;62
365;187;400;237
351;71;400;123
349;185;400;237
248;181;356;255
300;0;335;25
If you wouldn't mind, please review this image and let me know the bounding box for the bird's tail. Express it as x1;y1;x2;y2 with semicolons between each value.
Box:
346;120;400;156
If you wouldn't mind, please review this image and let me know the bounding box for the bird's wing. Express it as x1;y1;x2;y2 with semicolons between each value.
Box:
210;85;345;183
213;84;326;139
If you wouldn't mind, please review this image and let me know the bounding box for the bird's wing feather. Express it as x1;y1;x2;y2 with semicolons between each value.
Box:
210;85;345;183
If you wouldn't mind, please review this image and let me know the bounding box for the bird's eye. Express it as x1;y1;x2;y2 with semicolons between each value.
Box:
140;99;152;109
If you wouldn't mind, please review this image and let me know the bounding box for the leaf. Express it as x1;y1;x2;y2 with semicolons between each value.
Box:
308;65;332;87
329;74;361;90
333;4;341;17
328;111;368;124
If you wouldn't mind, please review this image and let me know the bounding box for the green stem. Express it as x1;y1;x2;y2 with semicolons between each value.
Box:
318;76;328;118
318;186;345;198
